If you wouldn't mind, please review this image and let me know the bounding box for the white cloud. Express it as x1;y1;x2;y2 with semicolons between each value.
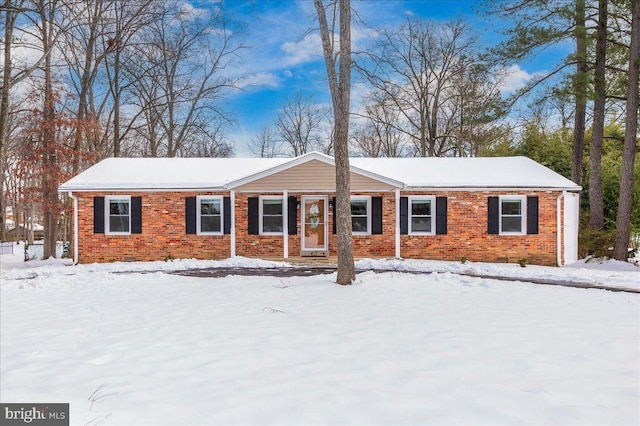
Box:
178;2;208;21
236;72;281;89
281;33;324;66
495;65;537;94
283;70;293;78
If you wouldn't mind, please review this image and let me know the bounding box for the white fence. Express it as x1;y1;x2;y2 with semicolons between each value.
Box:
24;242;70;260
0;242;13;255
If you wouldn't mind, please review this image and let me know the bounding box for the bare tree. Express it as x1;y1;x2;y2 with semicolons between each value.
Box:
102;0;157;158
274;91;329;156
126;0;242;157
1;0;24;240
352;94;405;157
314;0;355;285
357;17;499;157
60;0;109;172
249;126;283;158
613;0;639;261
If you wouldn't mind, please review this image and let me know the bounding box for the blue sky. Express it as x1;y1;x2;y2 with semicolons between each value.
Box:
207;0;572;156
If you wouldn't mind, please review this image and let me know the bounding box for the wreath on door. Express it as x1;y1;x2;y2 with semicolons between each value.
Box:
309;203;321;229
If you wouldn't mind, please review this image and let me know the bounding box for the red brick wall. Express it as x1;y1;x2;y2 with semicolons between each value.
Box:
235;193;289;258
75;192;230;263
74;189;562;265
399;190;559;265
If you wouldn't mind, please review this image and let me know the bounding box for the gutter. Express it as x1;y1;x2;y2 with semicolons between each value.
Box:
68;191;79;265
557;191;565;266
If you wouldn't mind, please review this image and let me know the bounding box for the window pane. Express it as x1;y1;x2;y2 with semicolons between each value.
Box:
201;216;221;233
352;217;368;233
411;200;431;216
351;200;368;216
411;217;431;232
201;200;221;215
502;201;521;215
110;201;129;215
263;216;283;233
501;217;522;232
109;216;129;233
263;199;283;215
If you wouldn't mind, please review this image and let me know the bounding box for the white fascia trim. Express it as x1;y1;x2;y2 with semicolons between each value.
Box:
404;186;581;192
233;188;397;194
58;186;227;193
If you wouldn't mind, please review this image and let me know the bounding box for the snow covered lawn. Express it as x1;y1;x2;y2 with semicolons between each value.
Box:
1;253;638;425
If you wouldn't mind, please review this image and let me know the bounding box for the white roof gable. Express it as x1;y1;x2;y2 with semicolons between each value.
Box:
226;151;404;189
59;154;581;192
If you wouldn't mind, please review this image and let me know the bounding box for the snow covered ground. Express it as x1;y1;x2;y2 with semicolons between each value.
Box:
1;248;638;425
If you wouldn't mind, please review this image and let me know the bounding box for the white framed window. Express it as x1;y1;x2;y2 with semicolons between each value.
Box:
197;196;223;235
260;196;284;235
350;196;371;235
106;195;131;235
499;195;526;235
409;196;435;235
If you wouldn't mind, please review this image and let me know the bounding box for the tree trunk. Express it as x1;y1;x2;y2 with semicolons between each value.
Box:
589;0;607;231
1;1;17;242
39;0;58;259
613;0;640;261
315;0;355;285
572;0;588;186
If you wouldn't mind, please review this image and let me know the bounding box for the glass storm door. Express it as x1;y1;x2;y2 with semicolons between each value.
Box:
302;196;328;251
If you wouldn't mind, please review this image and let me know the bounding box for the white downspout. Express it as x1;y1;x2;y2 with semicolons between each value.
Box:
557;191;565;266
230;190;236;257
395;188;401;258
283;190;288;259
68;191;78;265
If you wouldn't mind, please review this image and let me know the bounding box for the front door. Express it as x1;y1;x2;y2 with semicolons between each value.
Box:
301;196;328;252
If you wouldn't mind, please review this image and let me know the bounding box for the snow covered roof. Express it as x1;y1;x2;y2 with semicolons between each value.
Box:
349;156;580;189
58;157;289;191
59;152;580;192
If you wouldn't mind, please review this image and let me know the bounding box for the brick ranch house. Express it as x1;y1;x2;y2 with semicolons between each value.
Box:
58;152;581;266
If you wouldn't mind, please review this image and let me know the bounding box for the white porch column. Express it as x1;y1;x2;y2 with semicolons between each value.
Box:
230;190;236;257
395;188;401;258
283;190;289;259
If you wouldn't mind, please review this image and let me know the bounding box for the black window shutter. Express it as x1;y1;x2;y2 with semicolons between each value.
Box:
527;196;539;235
435;197;447;235
223;197;232;234
400;197;408;235
93;196;105;234
185;197;196;235
372;197;383;234
131;196;142;234
288;196;297;235
248;197;259;235
488;196;499;234
332;197;337;234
